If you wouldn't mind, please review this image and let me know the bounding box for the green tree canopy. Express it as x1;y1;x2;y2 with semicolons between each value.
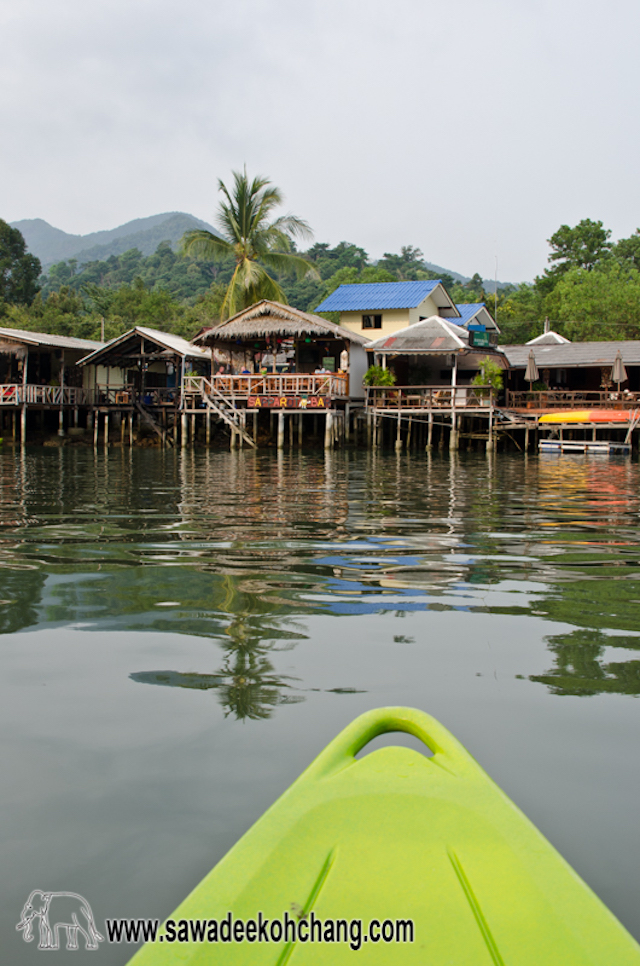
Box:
536;219;612;294
181;169;318;319
0;219;42;308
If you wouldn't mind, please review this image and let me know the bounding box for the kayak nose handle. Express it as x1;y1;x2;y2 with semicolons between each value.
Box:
355;731;434;758
303;707;473;780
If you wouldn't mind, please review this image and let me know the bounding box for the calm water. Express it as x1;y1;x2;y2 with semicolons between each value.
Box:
1;447;639;963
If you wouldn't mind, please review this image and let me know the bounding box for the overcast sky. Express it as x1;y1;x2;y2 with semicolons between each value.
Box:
1;0;639;282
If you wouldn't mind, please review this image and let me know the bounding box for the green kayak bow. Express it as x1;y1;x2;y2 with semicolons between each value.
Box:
128;707;640;964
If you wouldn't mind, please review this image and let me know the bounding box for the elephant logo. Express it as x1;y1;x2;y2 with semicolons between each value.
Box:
16;890;104;951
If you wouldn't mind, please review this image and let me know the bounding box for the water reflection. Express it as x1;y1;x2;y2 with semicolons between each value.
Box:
530;629;640;696
1;448;640;704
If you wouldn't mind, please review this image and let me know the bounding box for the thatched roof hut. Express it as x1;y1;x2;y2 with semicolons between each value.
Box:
193;300;368;346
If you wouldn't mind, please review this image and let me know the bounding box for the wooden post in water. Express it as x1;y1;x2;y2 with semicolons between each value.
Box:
427;412;433;450
181;412;188;449
206;410;211;447
103;412;109;449
120;414;125;447
395;410;402;451
240;411;246;449
298;412;303;448
345;404;350;443
191;413;196;446
253;410;258;445
93;413;99;448
128;412;133;446
277;411;285;450
324;410;333;450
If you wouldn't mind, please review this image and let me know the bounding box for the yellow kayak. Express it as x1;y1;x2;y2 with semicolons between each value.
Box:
539;410;634;424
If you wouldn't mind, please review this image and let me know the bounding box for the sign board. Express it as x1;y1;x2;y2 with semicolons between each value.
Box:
247;395;332;409
470;331;491;348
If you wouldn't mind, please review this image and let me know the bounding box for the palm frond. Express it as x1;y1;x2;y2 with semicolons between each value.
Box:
181;229;232;261
259;250;320;279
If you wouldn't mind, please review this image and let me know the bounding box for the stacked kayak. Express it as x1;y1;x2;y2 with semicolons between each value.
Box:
128;707;640;964
539;410;634;424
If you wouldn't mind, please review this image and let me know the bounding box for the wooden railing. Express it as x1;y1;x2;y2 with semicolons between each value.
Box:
0;385;90;406
183;373;349;400
506;390;640;410
93;386;179;406
366;385;495;410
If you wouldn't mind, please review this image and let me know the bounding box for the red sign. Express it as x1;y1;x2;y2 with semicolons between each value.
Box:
247;395;332;409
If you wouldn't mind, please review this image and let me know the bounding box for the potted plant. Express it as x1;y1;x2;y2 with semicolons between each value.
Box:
471;358;503;402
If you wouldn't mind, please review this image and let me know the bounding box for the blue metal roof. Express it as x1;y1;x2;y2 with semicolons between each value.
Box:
315;280;441;312
451;303;484;326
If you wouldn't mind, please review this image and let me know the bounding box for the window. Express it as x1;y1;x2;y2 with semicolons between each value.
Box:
362;314;382;329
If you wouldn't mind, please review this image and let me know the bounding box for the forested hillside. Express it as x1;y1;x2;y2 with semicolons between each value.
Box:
3;215;640;345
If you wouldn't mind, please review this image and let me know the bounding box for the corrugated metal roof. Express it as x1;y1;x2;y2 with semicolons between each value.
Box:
0;326;103;351
78;326;210;365
366;316;468;354
315;280;441;312
526;330;571;345
451;304;484;326
135;326;209;358
501;341;640;368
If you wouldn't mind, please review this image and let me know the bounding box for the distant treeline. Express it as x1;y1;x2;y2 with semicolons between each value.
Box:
4;218;640;344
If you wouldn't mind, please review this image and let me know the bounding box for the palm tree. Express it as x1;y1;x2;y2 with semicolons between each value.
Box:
181;169;318;319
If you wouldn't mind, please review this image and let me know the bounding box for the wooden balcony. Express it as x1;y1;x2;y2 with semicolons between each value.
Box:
506;390;640;411
183;373;349;404
366;385;495;411
0;385;91;406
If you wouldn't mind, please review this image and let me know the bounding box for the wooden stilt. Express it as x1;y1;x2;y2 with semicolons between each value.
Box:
93;413;99;448
277;411;285;450
324;410;333;449
21;405;27;447
206;410;211;447
104;412;109;449
395;410;402;451
128;412;133;446
298;412;303;447
181;412;188;448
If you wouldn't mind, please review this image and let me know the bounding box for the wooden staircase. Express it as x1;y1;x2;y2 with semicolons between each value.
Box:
135;399;173;446
197;379;256;448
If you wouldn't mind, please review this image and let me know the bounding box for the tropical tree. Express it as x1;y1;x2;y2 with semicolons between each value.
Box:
0;219;42;309
181;169;318;319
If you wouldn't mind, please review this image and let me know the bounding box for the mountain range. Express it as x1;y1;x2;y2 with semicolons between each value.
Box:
10;212;221;270
11;213;507;290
